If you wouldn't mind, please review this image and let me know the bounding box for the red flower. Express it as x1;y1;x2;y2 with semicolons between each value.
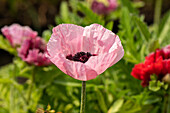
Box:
131;45;170;87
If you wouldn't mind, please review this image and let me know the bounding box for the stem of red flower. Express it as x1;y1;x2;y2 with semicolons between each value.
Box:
167;87;170;113
80;81;86;113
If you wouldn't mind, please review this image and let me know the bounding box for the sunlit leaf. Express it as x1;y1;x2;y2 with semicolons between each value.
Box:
108;99;124;113
133;16;151;41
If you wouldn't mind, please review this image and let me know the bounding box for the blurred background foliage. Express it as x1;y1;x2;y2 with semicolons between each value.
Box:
0;0;170;66
0;0;170;113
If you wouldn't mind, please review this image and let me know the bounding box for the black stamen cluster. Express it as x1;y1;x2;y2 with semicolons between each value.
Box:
66;52;94;63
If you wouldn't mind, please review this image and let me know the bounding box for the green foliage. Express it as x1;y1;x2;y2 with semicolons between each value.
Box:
108;99;124;113
0;35;16;55
133;16;151;41
158;11;170;46
42;30;52;42
149;75;169;92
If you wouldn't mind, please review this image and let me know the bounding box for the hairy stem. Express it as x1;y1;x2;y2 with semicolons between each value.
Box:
80;81;86;113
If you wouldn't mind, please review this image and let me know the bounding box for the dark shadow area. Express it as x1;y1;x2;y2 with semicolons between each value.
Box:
0;49;13;67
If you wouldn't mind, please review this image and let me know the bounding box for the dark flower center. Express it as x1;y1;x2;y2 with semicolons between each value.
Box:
66;52;96;63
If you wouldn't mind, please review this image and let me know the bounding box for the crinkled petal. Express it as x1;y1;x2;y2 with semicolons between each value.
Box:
36;52;51;66
1;24;37;46
1;26;13;45
131;63;145;80
48;24;84;57
48;53;98;81
26;49;39;65
47;24;124;81
17;39;31;59
85;45;124;75
18;37;51;66
84;24;124;74
82;24;123;54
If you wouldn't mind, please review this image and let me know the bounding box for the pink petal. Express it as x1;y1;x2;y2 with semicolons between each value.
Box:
85;42;124;74
83;24;124;74
48;53;98;81
47;24;124;81
82;24;119;54
48;24;84;57
17;39;31;59
91;0;117;14
26;49;39;65
1;24;37;46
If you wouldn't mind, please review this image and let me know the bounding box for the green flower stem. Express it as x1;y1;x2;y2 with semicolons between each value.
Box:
80;81;86;113
154;0;162;25
167;87;170;113
27;66;36;104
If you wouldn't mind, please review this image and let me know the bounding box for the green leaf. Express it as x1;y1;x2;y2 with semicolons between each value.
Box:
163;83;169;90
0;78;12;84
120;100;141;113
0;64;14;77
108;99;124;113
149;80;161;92
121;0;138;14
158;11;170;36
133;16;151;41
77;2;105;25
69;0;78;13
64;104;73;113
121;7;131;37
60;1;70;23
148;40;160;52
143;96;162;105
158;11;170;44
42;30;52;42
149;74;168;91
96;89;107;113
55;16;63;24
0;108;8;113
105;21;114;31
0;35;16;55
150;74;157;80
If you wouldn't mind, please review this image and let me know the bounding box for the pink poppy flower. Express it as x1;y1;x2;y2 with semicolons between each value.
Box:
18;37;51;66
47;24;124;81
91;0;118;14
1;24;37;47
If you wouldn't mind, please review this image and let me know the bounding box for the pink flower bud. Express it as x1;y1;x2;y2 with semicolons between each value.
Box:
91;0;118;14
